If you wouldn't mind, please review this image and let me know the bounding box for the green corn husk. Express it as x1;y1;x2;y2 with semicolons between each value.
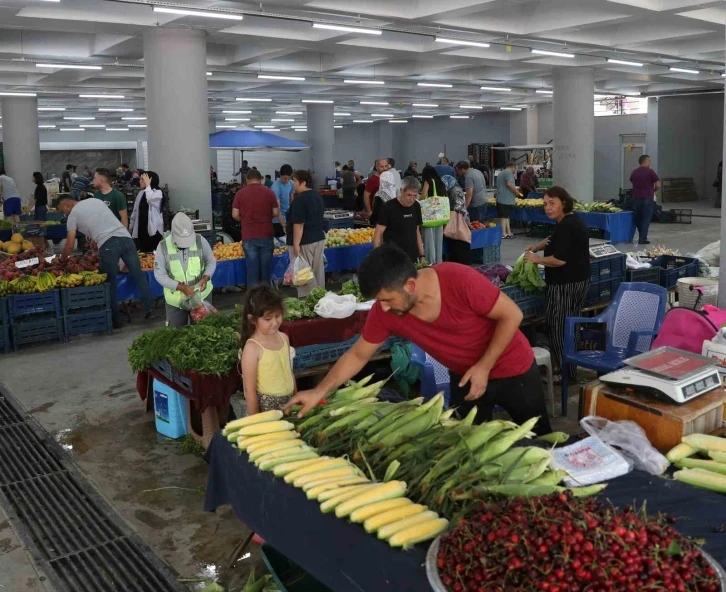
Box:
539;432;570;445
528;469;568;486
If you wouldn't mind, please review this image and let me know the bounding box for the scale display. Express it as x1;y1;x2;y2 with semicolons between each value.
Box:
589;243;620;258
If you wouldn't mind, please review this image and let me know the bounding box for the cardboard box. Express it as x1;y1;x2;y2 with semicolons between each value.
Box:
702;339;726;376
580;380;726;452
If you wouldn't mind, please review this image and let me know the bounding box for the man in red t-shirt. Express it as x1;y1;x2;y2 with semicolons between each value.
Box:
363;158;388;225
287;244;552;435
232;169;280;286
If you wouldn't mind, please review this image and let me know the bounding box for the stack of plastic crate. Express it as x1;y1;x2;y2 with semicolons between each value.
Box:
9;291;63;350
61;284;112;341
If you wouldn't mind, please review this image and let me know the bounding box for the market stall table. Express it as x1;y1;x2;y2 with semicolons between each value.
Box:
204;433;726;592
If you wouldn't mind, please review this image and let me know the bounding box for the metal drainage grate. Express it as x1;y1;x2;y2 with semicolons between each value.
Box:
0;385;187;592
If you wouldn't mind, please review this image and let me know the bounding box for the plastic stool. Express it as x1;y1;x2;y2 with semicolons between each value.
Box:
533;347;556;417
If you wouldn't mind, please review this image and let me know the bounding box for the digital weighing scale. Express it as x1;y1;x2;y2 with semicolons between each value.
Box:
323;210;354;221
600;347;722;404
589;243;621;258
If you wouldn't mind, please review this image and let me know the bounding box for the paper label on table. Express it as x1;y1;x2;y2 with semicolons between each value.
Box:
15;257;39;269
551;436;631;486
44;255;56;263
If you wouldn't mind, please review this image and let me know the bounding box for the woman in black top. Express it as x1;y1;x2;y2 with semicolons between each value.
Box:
524;186;590;382
32;172;48;221
287;170;326;297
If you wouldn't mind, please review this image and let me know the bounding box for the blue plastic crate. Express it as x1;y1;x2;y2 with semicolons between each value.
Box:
625;267;660;285
471;244;501;264
61;284;110;312
650;255;699;289
590;254;626;282
293;335;359;371
173;371;193;393
10;316;63;350
63;309;112;341
585;277;623;306
151;359;174;381
517;296;546;319
501;284;545;303
0;297;7;325
323;217;354;231
9;291;60;321
0;323;8;354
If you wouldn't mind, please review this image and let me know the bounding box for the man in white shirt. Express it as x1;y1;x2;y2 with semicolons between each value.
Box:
378;158;402;205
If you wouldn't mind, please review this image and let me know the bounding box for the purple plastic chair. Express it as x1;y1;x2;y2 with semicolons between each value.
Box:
561;282;667;416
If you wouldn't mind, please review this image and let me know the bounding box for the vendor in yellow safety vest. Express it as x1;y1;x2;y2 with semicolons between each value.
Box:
153;212;216;327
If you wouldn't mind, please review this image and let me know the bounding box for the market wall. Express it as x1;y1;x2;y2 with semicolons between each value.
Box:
656;94;724;201
593;113;647;201
537;103;554;145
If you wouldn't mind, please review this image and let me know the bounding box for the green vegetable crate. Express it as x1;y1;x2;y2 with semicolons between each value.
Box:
471;245;500;265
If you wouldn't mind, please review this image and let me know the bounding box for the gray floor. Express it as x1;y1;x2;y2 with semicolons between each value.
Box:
0;198;721;590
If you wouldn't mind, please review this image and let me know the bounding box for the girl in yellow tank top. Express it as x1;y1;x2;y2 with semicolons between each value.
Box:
239;286;296;415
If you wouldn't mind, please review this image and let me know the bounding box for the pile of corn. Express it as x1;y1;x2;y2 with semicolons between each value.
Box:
222;405;448;549
667;433;726;491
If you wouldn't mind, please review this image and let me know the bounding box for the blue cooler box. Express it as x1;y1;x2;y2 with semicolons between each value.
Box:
153;379;189;439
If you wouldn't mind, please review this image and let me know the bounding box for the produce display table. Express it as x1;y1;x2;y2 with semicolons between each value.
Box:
281;312;368;349
323;243;373;272
469;226;501;249
1;224;68;241
483;205;635;243
204;433;726;592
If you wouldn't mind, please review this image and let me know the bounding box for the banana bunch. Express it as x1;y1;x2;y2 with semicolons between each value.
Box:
36;272;57;293
0;280;10;296
515;198;545;209
573;201;622;213
57;273;85;288
82;272;107;286
11;276;38;294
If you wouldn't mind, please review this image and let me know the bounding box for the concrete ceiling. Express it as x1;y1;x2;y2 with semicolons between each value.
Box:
0;0;724;130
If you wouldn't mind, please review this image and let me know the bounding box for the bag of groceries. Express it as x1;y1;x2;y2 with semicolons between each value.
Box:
284;255;314;286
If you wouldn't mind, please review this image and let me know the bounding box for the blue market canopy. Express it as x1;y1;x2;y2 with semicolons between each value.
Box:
209;129;310;151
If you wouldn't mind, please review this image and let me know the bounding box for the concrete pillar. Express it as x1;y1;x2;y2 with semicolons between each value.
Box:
719;28;726;307
144;28;210;218
306;103;335;187
646;97;659;174
553;67;595;202
208;116;217;173
526;107;538;145
0;96;40;200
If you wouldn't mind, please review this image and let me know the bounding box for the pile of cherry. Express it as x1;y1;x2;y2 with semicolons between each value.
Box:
436;492;721;592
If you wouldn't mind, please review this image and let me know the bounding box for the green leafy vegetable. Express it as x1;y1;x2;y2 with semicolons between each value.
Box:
340;280;365;302
505;254;546;292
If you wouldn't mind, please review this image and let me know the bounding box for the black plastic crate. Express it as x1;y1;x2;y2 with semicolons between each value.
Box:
585;277;623;306
517;296;546;319
63;309;112;341
9;291;60;321
323;217;354;231
625;267;660;285
501;284;545;303
650;255;699;289
670;208;692;224
587;228;606;239
61;284;110;312
471;244;501;264
0;323;8;354
590;254;626;283
527;222;552;238
10;316;63;350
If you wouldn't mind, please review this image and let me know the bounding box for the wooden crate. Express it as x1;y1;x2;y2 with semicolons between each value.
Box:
579;381;726;452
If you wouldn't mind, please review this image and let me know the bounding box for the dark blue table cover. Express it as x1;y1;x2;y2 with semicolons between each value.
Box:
0;225;67;241
324;243;373;272
483;206;635;243
204;432;726;592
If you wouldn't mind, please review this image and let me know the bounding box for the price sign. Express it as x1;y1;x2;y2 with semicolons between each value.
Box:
15;257;39;269
44;255;56;263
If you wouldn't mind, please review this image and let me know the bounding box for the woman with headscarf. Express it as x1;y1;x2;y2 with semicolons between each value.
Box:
441;175;472;265
520;166;539;197
130;171;164;253
420;165;446;264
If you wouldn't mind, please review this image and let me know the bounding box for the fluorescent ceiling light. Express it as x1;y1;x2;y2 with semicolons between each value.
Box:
236;98;272;102
222;111;251;114
38;107;65;111
607;58;643;67
371;113;392;117
79;94;124;99
412;115;434;118
207;72;213;76
64;117;95;120
38;125;56;128
435;37;489;48
353;120;373;123
0;92;37;97
531;49;575;58
722;74;726;78
535;89;553;95
450;115;469;119
360;101;388;105
271;118;295;122
412;103;438;107
258;74;306;81
312;23;381;35
60;128;84;132
153;6;243;20
302;99;334;103
333;112;351;116
293;128;307;131
417;82;452;88
619;91;641;96
334;125;343;128
225;118;250;121
128;124;146;128
254;125;275;128
669;66;699;74
122;117;146;120
481;86;511;92
216;125;237;128
265;128;280;131
276;111;302;115
80;124;105;128
500;107;522;111
36;63;102;70
291;126;307;129
344;79;384;85
98;108;134;112
106;128;129;131
389;120;407;123
459;104;482;109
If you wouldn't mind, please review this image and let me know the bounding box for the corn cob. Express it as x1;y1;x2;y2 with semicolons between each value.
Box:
334;481;407;518
237;430;298;451
666;442;697;463
317;483;378;504
306;477;370;500
377;510;439;540
223;410;283;436
294;466;362;488
284;458;348;483
257;451;318;471
674;467;726;493
272;457;327;477
238;420;294;437
349;498;412;523
388;518;449;549
709;450;726;463
247;439;306;460
364;504;426;533
302;473;368;492
682;433;726;454
675;457;726;475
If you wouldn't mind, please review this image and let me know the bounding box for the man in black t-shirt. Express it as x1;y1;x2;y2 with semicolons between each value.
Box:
374;176;424;264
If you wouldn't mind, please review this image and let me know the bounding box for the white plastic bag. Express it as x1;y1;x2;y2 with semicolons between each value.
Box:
314;292;357;319
696;240;720;267
284;255;313;286
551;436;631;486
581;415;669;476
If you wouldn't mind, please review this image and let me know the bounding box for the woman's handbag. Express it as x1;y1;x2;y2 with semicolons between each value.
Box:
420;183;451;228
443;211;472;243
